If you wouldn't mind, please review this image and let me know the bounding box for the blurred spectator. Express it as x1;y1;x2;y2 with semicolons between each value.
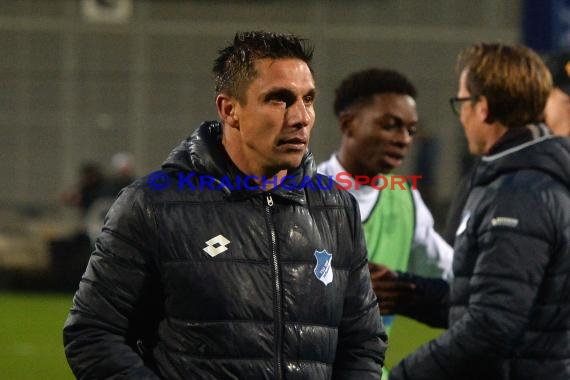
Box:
61;162;108;215
544;51;570;137
62;155;135;245
56;162;110;289
108;151;136;192
84;153;136;243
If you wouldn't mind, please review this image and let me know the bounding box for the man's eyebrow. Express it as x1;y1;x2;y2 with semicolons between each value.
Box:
377;113;402;123
304;88;317;98
262;88;295;100
261;87;317;102
378;113;418;125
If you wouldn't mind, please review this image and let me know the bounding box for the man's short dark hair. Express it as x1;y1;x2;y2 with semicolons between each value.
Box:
213;31;314;103
333;68;417;117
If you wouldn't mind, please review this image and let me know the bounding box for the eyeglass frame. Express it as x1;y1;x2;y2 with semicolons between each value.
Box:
449;95;479;116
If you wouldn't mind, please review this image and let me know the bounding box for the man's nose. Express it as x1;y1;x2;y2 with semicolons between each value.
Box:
392;126;413;145
287;100;312;128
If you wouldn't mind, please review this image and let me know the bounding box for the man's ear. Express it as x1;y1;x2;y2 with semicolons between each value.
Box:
216;94;239;129
477;96;492;124
339;111;355;136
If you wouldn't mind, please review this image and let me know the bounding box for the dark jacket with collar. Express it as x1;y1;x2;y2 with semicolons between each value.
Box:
63;121;386;380
391;127;570;380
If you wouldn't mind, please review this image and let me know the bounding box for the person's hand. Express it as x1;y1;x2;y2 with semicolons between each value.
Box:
368;263;416;315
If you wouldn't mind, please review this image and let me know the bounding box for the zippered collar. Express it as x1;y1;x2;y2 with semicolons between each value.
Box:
473;123;570;189
484;123;551;159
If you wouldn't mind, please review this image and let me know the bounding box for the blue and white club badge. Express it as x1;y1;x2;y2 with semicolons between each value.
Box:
313;249;333;286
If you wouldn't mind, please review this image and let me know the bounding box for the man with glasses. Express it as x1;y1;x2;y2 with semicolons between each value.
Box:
389;43;570;380
443;50;570;247
450;95;477;116
318;68;453;376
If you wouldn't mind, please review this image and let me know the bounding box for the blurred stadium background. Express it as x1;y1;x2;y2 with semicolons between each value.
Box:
0;0;563;377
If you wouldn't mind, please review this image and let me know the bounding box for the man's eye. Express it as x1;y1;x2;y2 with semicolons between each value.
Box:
303;95;314;105
267;94;285;102
381;123;399;130
265;90;297;106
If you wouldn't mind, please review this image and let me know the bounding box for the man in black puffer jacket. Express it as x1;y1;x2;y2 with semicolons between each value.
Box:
63;31;386;379
389;43;570;380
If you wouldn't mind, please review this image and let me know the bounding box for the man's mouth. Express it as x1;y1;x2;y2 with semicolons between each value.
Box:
386;152;404;160
278;137;307;150
384;152;405;167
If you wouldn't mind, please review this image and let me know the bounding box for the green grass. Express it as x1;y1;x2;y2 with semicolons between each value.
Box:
0;292;75;380
0;292;442;379
385;316;444;370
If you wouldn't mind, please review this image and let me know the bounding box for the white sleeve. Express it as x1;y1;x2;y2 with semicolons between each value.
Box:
408;189;454;280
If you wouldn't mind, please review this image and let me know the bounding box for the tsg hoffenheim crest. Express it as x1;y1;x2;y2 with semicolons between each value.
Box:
313;249;333;286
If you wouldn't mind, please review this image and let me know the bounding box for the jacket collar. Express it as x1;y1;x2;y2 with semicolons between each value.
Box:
485;123;551;157
473;123;570;189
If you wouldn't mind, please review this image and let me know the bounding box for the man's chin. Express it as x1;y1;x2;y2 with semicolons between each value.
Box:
376;163;397;174
277;153;305;170
284;160;304;171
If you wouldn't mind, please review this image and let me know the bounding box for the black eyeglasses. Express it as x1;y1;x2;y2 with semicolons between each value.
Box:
449;96;477;116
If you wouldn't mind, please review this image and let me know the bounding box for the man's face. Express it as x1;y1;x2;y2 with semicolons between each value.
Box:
231;58;316;176
344;93;417;176
545;87;570;137
458;69;487;155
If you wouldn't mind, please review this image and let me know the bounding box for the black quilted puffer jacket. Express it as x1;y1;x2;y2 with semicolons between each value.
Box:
391;131;570;380
63;121;387;380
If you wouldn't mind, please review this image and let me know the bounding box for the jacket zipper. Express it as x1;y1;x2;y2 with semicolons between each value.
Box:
265;194;283;380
